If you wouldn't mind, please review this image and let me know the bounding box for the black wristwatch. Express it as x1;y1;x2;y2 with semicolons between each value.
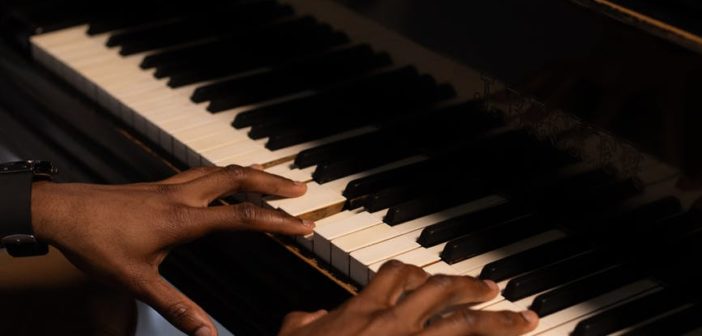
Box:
0;160;57;257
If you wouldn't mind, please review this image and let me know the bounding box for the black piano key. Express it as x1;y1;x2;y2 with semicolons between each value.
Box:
573;290;685;336
232;95;322;128
294;131;385;168
152;24;334;79
106;3;222;45
258;88;450;151
143;17;337;74
168;30;356;88
529;265;641;317
230;65;422;123
621;305;702;336
231;65;423;123
189;45;391;102
111;2;293;55
311;145;415;184
440;214;551;265
501;251;612;301
248;121;294;140
264;83;454;150
383;178;491;225
155;21;346;81
479;237;592;282
362;183;433;213
88;0;222;35
417;202;528;247
265;118;376;150
342;160;439;199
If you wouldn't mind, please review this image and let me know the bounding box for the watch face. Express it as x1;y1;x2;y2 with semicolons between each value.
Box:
0;160;57;177
31;160;59;177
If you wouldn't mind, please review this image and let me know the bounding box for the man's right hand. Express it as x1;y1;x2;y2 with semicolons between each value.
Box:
279;260;539;336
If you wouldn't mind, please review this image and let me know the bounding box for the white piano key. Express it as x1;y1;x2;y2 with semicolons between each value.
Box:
423;261;462;275
314;211;385;263
267;182;346;217
204;139;267;164
296;209;361;251
330;196;505;275
367;245;445;283
481;299;523;312
171;121;240;144
349;230;424;284
262;156;429;221
30;25;89;49
266;164;316;182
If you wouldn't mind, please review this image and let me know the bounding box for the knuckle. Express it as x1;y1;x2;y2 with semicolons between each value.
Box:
236;203;260;223
426;274;455;289
379;259;406;273
458;309;478;326
223;164;247;180
496;310;521;327
378;260;427;279
165;301;193;325
404;264;429;280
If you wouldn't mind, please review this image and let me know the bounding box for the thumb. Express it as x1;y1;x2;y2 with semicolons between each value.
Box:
141;277;216;336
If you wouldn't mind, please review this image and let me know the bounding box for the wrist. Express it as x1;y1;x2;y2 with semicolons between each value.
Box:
30;181;58;244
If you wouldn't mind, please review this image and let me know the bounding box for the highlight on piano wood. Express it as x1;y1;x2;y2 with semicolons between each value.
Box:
2;0;702;335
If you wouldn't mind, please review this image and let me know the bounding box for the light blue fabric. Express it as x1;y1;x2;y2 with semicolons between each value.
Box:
135;301;235;336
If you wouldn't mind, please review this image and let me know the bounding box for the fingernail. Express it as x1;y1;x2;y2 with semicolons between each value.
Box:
483;279;499;291
303;232;314;240
520;310;539;324
294;180;306;186
194;326;211;336
303;219;316;228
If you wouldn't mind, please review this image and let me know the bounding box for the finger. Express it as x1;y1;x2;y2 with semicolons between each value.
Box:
181;165;306;204
421;309;538;336
360;260;429;307
393;275;499;326
279;310;328;334
192;203;314;237
139;277;216;336
159;167;222;185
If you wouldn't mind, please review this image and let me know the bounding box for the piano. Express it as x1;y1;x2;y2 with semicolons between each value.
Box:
2;0;702;334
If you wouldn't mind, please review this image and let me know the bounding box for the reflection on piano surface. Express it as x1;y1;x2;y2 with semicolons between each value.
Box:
2;0;702;334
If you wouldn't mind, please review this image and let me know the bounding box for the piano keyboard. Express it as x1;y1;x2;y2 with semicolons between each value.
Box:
26;0;702;334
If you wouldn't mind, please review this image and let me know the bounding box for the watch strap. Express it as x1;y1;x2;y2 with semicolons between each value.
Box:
0;171;33;235
0;171;48;256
